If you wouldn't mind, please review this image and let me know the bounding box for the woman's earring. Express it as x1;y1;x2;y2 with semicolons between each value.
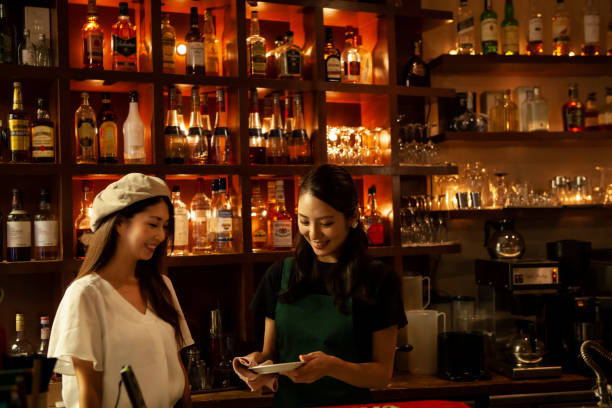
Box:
351;221;358;229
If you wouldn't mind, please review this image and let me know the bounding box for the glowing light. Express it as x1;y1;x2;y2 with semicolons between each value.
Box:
569;51;575;57
449;49;458;55
176;43;187;56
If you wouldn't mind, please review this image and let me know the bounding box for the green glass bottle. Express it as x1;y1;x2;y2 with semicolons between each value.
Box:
501;0;519;55
480;0;499;55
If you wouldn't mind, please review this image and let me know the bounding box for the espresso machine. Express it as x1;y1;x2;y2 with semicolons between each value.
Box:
475;258;563;379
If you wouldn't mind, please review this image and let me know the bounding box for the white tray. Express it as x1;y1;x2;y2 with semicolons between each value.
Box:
249;361;304;374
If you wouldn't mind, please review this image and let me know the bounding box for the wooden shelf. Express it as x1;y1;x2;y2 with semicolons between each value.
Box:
247;165;314;176
395;86;456;98
0;163;62;175
70;164;160;175
428;54;612;76
341;166;393;175
160;74;241;87
394;8;454;31
441;206;612;219
68;68;155;84
0;260;63;275
320;82;391;95
0;64;60;81
397;164;458;175
399;242;461;255
441;131;612;143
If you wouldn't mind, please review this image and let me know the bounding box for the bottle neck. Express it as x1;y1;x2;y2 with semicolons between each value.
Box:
505;0;514;18
37;108;50;121
569;88;579;100
0;4;6;19
215;97;227;128
294;99;305;130
250;18;260;36
128;100;139;115
249;107;261;129
172;191;181;201
11;192;23;211
271;99;282;129
12;86;24;111
204;15;215;35
39;199;51;211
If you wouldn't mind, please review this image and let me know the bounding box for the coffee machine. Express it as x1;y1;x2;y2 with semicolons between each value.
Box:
475;258;563;379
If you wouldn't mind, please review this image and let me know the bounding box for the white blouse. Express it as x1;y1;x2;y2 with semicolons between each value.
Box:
48;273;194;408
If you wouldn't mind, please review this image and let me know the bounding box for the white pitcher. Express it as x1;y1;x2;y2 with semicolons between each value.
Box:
405;309;446;375
402;275;430;310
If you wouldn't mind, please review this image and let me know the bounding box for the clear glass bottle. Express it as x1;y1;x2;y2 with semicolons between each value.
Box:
9;82;30;162
82;0;103;69
38;316;50;356
161;13;175;73
36;33;51;67
9;314;33;357
97;92;118;164
74;183;93;259
269;180;293;250
200;92;214;163
527;0;543;55
248;88;266;165
279;31;302;79
457;0;475;55
177;100;188;138
324;27;342;82
18;28;36;66
216;178;234;253
341;26;361;83
0;3;17;64
283;92;294;145
75;91;98;164
552;0;570;56
111;2;137;71
191;178;212;254
203;8;220;76
188;86;208;165
247;11;266;78
186;7;205;75
526;87;549;131
7;188;31;262
501;0;519;55
31;97;55;163
266;36;281;79
208;179;220;251
251;185;267;251
170;186;189;256
266;93;287;164
164;86;187;164
356;35;372;84
262;94;273;137
212;88;231;164
492;90;518;131
480;0;499;55
404;40;429;87
585;92;600;130
364;185;384;246
598;87;612;130
289;93;311;164
123;90;146;164
265;181;276;249
563;83;585;132
33;188;58;261
582;0;600;56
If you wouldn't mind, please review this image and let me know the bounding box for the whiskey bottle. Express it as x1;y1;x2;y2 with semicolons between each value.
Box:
480;0;498;55
31;97;55;163
265;181;276;248
188;86;208;164
585;93;600;131
171;186;189;256
36;33;51;67
0;3;16;64
186;7;205;75
7;188;31;262
161;13;175;73
191;178;212;254
269;180;293;250
404;40;429;87
203;8;220;76
164;86;187;164
457;0;475;55
75;92;98;164
599;87;612;130
200;92;214;162
247;11;266;78
9;82;30;162
266;36;281;79
563;83;585;132
38;316;50;356
212;88;231;164
527;0;543;55
324;27;342;82
364;185;384;246
266;93;287;164
82;0;103;69
18;28;35;66
283;92;294;143
552;0;570;56
279;31;302;79
501;0;519;55
9;314;33;357
216;178;234;253
33;188;58;261
289;93;311;164
251;185;267;251
582;0;600;56
341;26;361;83
248;88;266;165
177;99;188;138
262;94;273;136
111;2;137;71
123;90;146;164
97;92;118;163
74;183;93;259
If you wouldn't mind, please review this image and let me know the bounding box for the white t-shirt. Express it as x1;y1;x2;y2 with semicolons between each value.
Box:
48;273;194;408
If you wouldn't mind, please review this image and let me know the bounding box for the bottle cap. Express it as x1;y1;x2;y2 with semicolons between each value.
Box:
119;2;128;16
129;90;138;102
172;185;180;192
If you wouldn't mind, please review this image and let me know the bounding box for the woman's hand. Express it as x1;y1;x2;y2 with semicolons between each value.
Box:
282;351;338;384
244;351;265;365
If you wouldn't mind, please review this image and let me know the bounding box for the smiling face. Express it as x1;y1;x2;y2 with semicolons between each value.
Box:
297;192;356;263
116;201;170;262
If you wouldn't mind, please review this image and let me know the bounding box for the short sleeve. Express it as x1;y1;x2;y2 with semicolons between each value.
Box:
162;275;194;350
250;260;283;319
47;280;105;375
370;261;408;332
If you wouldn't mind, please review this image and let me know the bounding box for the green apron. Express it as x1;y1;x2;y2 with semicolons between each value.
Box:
274;258;372;407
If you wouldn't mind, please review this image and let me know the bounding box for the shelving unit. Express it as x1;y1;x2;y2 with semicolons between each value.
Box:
437;206;612;220
440;131;612;144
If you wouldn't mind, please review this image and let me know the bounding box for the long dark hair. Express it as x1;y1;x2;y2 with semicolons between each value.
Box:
77;196;185;346
278;164;372;313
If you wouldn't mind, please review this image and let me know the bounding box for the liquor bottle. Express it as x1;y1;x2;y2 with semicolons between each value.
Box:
341;26;361;83
262;94;273;136
247;11;266;78
324;27;342;82
265;181;276;248
31;97;55;163
36;33;51;67
18;29;35;66
123;90;146;164
527;0;543;56
501;90;518;131
33;188;58;261
526;87;549;131
289;93;311;164
563;83;585;132
585;93;600;131
9;82;30;162
0;120;8;162
356;35;372;84
97;93;118;163
0;2;17;64
200;92;214;162
266;37;280;79
501;0;519;55
9;315;33;357
283;92;294;143
480;0;499;55
203;9;220;76
191;178;212;254
164;86;187;164
75;92;98;164
216;178;234;253
599;87;612;130
171;186;189;256
212;88;231;165
208;179;220;250
279;31;302;79
188;85;208;164
177;99;188;138
185;7;205;75
248;88;266;165
7;188;31;262
404;40;429;87
457;0;475;55
266;93;287;164
363;185;384;246
37;316;50;356
251;185;267;251
269;180;293;250
161;13;175;73
75;183;93;259
82;0;103;69
582;0;600;56
552;0;570;56
227;177;241;252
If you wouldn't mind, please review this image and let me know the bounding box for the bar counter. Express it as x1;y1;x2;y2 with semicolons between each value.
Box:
190;372;596;408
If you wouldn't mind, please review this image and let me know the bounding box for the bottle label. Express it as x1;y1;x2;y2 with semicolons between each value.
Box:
528;17;543;42
78;121;95;148
174;211;189;247
84;33;103;63
205;41;220;74
252;227;267;244
161;34;175;68
272;220;292;247
32;125;54;158
112;34;137;58
9;119;30;151
99;121;117;158
284;48;301;76
0;34;14;63
585;116;599;128
249;41;266;74
481;18;498;43
553;17;570;43
217;209;233;242
22;49;35;65
457;17;474;35
502;26;519;53
367;223;384;246
584;15;600;44
344;60;360;77
7;220;32;247
567;109;584;128
186;42;205;68
194;209;209;220
41;327;50;340
326;55;342;80
34;220;58;247
410;61;426;77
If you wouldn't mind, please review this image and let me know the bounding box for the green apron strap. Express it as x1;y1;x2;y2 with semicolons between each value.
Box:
280;257;294;292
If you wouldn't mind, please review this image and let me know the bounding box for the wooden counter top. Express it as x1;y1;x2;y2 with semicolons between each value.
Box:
191;372;595;408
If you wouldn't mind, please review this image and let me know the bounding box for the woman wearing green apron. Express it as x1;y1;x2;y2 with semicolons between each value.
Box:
239;164;407;407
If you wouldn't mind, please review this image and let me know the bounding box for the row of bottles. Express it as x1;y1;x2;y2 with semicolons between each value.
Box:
8;314;49;357
457;0;612;56
0;188;58;262
251;180;294;251
0;2;52;66
563;85;612;131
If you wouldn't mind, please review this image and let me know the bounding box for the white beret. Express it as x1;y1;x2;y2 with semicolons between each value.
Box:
91;173;171;232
